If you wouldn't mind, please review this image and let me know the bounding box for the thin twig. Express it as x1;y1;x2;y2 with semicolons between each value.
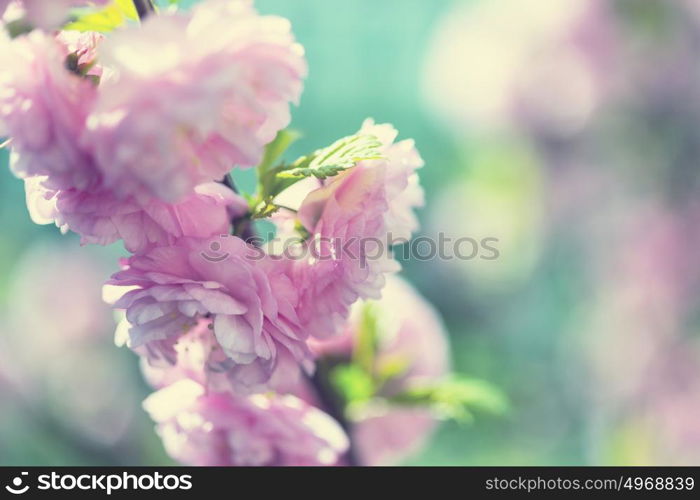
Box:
221;175;359;464
222;173;238;193
275;204;298;213
133;0;155;21
309;361;361;466
221;174;260;243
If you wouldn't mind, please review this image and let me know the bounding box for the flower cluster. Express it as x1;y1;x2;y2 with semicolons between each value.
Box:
308;276;451;465
1;0;447;466
144;380;349;466
4;0;306;253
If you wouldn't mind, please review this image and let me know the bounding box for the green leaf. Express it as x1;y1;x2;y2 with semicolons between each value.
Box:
249;131;383;222
375;353;410;383
293;220;310;240
4;19;32;38
278;133;384;180
354;302;380;374
257;129;302;178
64;0;138;33
249;199;281;220
250;129;302;220
389;376;508;423
325;305;381;406
331;364;376;404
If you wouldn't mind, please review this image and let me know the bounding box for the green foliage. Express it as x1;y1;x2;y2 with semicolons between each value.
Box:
251;129;303;219
330;302;386;405
64;0;138;33
4;19;32;38
257;129;302;179
328;302;507;424
389;376;508;423
354;303;380;373
374;353;410;385
250;130;383;222
278;133;384;180
331;364;375;404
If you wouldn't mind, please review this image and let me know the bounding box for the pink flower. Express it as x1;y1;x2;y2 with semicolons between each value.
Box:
143;379;348;466
84;0;307;202
284;120;423;339
57;30;105;79
359;119;424;241
26;178;242;254
3;27;243;253
2;1;109;30
0;30;100;190
311;276;450;465
106;235;313;394
133;316;305;397
423;0;615;137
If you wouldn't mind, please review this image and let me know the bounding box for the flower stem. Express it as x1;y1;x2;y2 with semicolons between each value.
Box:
222;173;238;193
309;362;361;466
220;174;259;243
221;173;359;465
133;0;156;21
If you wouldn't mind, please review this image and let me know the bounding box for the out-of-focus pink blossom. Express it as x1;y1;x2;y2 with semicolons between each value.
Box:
423;0;615;137
2;1;110;30
311;276;450;465
286;120;422;340
26;179;241;253
106;235;313;394
84;0;306;202
7;244;112;342
143;378;348;466
2;244;136;444
644;348;700;464
0;30;99;190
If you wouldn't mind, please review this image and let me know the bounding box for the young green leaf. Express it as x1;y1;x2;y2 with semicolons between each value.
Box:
354;302;380;374
389;376;508;423
64;0;138;33
250;129;302;220
250;131;383;223
375;353;410;384
278;133;384;180
257;129;302;179
331;364;376;404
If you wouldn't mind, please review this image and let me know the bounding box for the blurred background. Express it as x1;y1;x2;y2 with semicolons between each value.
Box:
2;0;700;465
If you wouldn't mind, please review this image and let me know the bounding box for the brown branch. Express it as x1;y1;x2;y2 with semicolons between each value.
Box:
309;361;361;466
133;0;155;21
222;173;360;464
